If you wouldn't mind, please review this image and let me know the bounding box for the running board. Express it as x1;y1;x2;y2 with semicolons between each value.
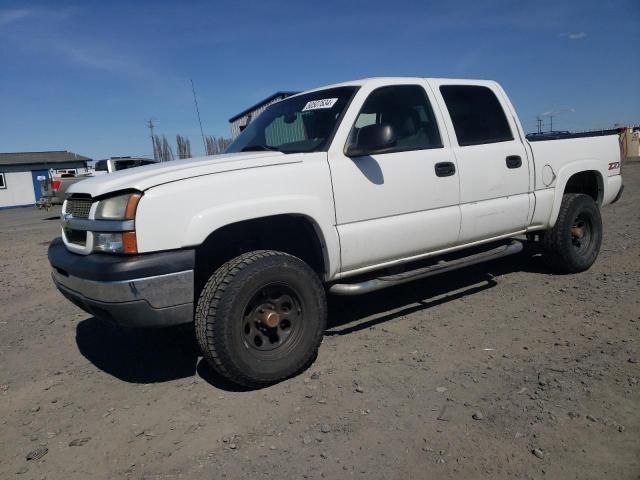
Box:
329;240;523;296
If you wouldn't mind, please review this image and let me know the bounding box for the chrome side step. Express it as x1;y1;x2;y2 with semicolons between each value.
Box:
329;240;523;296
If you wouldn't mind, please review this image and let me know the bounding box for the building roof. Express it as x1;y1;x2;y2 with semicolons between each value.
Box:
0;150;91;166
229;91;299;123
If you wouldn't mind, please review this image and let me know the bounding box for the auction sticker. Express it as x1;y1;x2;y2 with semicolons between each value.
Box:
302;98;338;111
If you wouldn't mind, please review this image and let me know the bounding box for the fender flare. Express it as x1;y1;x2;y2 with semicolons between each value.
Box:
184;195;340;278
548;161;605;228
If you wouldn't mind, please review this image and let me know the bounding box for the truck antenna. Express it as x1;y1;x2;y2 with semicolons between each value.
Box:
190;79;207;154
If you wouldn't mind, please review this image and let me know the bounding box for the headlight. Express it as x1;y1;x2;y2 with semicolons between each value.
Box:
95;193;141;220
94;232;138;254
93;192;141;254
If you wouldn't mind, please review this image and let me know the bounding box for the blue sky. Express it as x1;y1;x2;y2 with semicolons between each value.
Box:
0;0;638;160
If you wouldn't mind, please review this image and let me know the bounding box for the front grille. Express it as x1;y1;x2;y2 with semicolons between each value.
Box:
66;198;93;219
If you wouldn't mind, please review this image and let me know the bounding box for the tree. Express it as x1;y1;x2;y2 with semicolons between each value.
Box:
161;136;174;162
205;135;232;155
152;135;162;161
152;134;174;162
176;135;192;159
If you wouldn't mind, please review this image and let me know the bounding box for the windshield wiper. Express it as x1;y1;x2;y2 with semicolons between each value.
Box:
240;145;281;152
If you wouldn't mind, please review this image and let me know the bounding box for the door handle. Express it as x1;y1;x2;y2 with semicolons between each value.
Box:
434;162;456;177
506;155;522;169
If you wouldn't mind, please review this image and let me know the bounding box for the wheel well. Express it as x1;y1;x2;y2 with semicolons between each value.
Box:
564;171;603;204
194;215;326;297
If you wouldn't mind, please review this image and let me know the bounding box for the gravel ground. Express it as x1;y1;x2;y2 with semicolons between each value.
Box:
1;164;638;480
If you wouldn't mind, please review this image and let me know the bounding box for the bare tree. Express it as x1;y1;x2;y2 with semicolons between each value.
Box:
205;135;232;155
161;136;174;162
152;134;174;162
153;135;162;161
176;135;192;159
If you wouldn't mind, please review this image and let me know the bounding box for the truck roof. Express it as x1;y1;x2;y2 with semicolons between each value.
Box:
298;77;499;95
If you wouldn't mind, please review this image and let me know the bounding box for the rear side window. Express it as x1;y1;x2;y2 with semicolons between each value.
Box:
440;85;513;146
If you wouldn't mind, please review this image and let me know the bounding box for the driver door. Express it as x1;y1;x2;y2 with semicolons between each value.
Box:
328;83;461;273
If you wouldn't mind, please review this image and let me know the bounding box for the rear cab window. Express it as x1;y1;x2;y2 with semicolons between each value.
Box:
439;85;513;146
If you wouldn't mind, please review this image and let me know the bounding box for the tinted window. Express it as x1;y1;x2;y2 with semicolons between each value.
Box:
114;160;137;171
440;85;513;146
0;173;5;189
350;85;443;153
94;160;108;171
114;159;155;171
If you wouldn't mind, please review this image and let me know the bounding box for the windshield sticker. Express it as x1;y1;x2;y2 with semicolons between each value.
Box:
302;98;338;111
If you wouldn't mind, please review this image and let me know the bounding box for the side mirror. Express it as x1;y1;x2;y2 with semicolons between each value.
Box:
345;124;397;157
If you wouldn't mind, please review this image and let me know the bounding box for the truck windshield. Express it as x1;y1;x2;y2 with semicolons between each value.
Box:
226;86;358;154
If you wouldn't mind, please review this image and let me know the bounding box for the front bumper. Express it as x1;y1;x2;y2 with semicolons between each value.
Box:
48;238;195;327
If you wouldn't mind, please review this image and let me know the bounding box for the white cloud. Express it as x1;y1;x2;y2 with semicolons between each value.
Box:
560;32;587;40
0;8;31;27
0;7;160;82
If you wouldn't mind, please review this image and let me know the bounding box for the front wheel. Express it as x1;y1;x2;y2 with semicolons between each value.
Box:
542;193;603;273
195;250;326;388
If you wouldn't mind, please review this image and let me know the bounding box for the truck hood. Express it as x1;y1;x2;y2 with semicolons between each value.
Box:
67;152;300;198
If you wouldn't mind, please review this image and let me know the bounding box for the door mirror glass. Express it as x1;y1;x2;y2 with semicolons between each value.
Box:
345;123;397;157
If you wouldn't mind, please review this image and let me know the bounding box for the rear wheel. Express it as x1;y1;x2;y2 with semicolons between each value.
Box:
542;193;602;273
195;250;326;388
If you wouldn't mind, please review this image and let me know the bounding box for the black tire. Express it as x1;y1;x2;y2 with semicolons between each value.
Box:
195;250;326;388
542;193;602;273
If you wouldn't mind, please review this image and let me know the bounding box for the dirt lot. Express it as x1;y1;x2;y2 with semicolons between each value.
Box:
1;165;638;480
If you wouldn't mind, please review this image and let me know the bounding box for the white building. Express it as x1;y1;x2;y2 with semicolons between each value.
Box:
0;151;90;209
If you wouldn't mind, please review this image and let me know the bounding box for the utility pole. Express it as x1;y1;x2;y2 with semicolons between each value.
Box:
147;119;157;160
536;115;543;134
190;79;207;154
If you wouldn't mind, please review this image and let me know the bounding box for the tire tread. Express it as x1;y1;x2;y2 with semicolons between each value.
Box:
542;193;602;273
195;250;325;388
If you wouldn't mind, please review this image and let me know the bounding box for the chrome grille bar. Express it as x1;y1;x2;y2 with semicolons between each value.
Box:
65;199;92;219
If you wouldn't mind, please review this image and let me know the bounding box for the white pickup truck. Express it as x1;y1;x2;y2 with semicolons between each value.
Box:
49;77;624;387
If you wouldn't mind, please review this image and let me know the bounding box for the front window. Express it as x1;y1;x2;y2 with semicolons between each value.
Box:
226;87;358;154
350;85;443;153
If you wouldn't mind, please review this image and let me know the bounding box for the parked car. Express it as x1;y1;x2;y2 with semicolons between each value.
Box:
50;157;158;204
526;131;572;141
92;157;159;175
48;77;624;387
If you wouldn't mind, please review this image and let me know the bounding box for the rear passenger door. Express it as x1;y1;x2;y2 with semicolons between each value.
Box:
435;83;531;243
